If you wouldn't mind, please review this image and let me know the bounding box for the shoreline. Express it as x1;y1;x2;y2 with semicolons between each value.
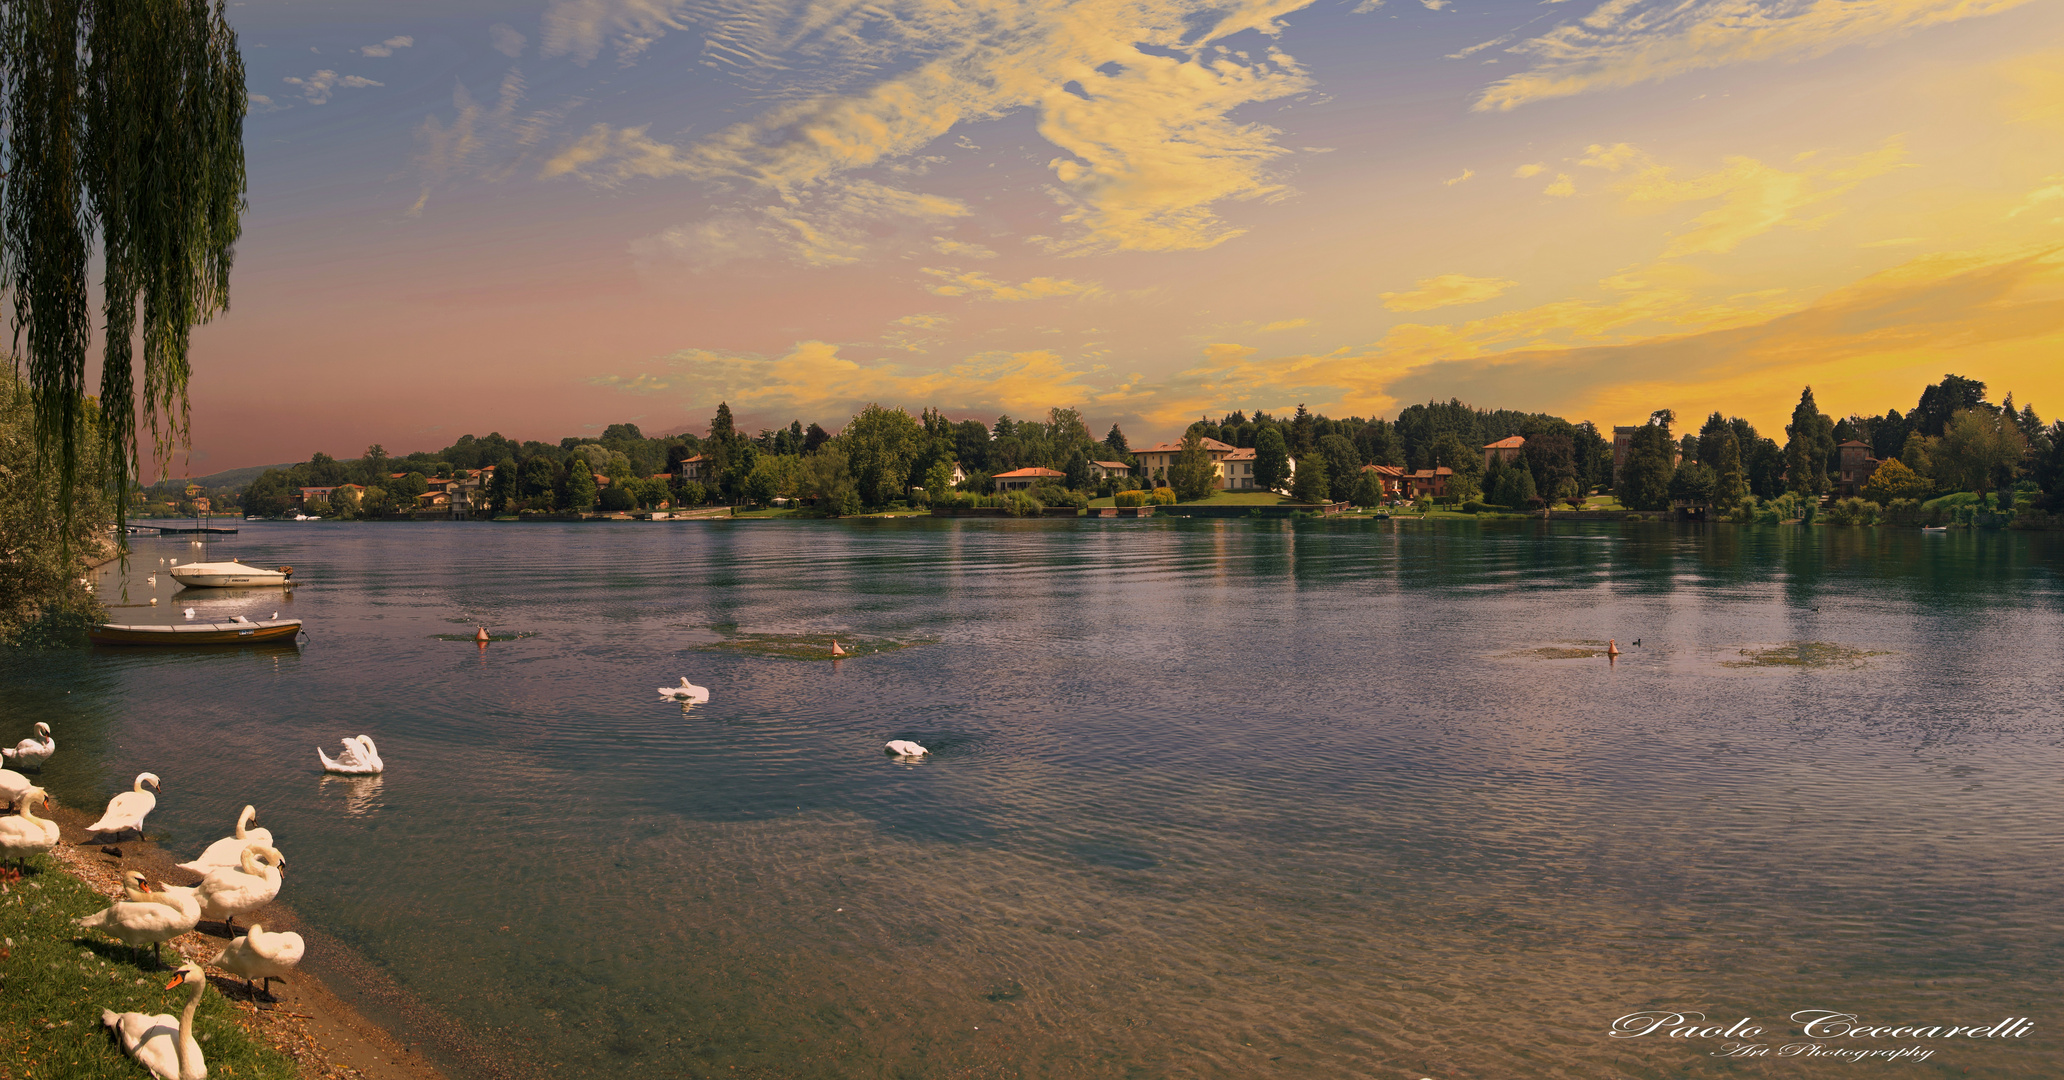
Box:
40;800;452;1080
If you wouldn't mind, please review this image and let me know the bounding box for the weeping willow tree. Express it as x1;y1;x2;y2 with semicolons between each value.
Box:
4;0;246;529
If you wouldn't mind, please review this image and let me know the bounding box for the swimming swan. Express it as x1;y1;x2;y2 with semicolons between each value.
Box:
177;806;276;875
884;740;930;757
0;786;59;868
317;735;383;775
77;871;201;966
88;773;162;840
211;922;305;998
103;961;209;1080
658;677;710;703
1;721;54;769
195;844;285;934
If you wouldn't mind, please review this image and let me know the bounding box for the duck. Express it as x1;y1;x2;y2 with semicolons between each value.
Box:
77;870;201;967
103;961;209;1080
211;922;305;999
87;772;161;840
657;677;710;704
177;805;276;875
317;735;382;775
0;766;29;811
195;844;285;934
884;740;930;757
0;785;59;868
2;722;55;770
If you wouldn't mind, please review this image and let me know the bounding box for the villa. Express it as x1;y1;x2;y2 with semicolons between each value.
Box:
1483;436;1525;470
994;467;1066;491
1134;437;1291;491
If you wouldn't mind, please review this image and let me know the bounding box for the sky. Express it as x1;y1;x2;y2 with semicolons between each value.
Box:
173;0;2064;471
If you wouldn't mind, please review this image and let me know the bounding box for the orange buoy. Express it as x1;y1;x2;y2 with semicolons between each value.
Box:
476;626;490;643
1606;639;1620;656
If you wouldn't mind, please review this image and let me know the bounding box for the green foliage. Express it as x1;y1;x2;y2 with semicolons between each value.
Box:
676;480;706;508
1170;430;1219;501
563;466;598;511
1114;489;1147;507
1289;454;1329;503
1031;484;1088;509
1784;387;1835;495
1935;407;2026;494
1616;419;1676;511
1489;461;1537;507
1668;461;1717;505
599;484;634;511
1349;467;1385;508
1823;497;1880;526
1;375;108;644
922;459;956;504
1150;486;1177;505
742;456;782;507
1862;457;1931;503
1064;448;1091;490
1253;426;1290;491
999;490;1044;516
839;403;926;507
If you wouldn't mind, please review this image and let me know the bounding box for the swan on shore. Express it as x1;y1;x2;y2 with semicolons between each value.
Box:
103;961;210;1080
0;767;29;812
0;786;58;868
77;870;201;966
2;721;54;769
211;922;305;998
87;772;161;840
658;677;710;703
177;805;276;874
317;735;383;775
195;844;286;934
884;740;929;757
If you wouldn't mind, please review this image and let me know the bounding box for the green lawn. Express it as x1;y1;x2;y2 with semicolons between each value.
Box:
2;854;300;1080
1177;491;1296;505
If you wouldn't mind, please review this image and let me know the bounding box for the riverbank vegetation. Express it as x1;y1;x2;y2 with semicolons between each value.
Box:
0;374;109;645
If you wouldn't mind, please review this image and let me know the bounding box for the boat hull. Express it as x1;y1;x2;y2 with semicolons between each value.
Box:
167;562;291;588
89;620;303;646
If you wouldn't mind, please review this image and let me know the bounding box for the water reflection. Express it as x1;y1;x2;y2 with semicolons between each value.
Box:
319;774;385;817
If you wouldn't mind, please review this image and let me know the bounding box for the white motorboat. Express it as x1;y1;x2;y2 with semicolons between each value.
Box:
167;560;294;588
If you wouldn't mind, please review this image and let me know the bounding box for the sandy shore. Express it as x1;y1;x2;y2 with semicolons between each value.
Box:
41;800;450;1080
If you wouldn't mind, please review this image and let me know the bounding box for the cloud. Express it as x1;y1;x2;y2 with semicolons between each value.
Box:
1420;0;1447;9
1381;274;1520;312
410;71;572;214
631;181;971;268
246;93;288;114
538;0;1322;256
2008;178;2064;219
1543;173;1575;197
1444;168;1475;186
1259;318;1310;331
283;70;384;105
1580;139;1908;257
490;24;528;58
921;268;1102;301
1513;163;1546;178
895;314;950;330
1449;35;1513;60
931;237;998;259
361;35;414;58
1476;0;2038;111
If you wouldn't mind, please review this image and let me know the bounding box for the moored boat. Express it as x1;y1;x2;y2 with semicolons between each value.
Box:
89;619;304;646
167;560;293;588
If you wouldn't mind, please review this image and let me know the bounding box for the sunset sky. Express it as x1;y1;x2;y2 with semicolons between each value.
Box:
177;0;2064;471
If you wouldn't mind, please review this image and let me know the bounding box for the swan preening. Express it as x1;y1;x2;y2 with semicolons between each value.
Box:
884;740;929;758
103;961;209;1080
0;767;29;811
317;735;383;775
195;844;286;934
77;871;201;966
0;785;58;868
88;772;162;840
212;922;305;998
178;805;276;875
2;721;54;769
182;607;196;620
658;677;710;704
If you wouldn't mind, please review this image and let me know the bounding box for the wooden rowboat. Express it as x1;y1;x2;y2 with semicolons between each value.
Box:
89;619;304;646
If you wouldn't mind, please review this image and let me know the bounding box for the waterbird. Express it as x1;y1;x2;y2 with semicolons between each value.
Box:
270;611;279;620
147;573;157;585
150;598;158;606
87;772;162;840
177;805;275;875
194;844;285;934
1631;638;1641;647
211;922;305;999
2;721;54;769
103;961;210;1080
77;870;200;967
658;677;710;704
885;740;930;757
0;767;28;811
0;786;58;869
229;615;251;624
317;735;383;775
182;607;196;619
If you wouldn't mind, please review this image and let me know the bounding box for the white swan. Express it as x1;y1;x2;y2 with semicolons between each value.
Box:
103;961;209;1080
211;922;305;998
1;721;54;769
77;870;201;967
0;785;59;868
182;607;196;619
317;735;382;775
0;766;28;811
87;772;161;840
657;677;710;703
884;740;930;757
195;844;285;933
177;806;276;875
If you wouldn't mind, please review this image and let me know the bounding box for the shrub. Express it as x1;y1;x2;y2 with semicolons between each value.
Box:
599;485;635;512
1883;498;1923;526
1823;497;1879;526
1434;494;1460;506
999;491;1044;517
1031;484;1088;509
1149;487;1177;505
677;480;707;507
1461;500;1493;514
1114;489;1147;507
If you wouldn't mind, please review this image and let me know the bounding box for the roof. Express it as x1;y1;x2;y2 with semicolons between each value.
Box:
1837;439;1870;448
1092;460;1130;469
1483;436;1526;449
1365;464;1404;476
1137;437;1235;454
1223;447;1256;460
992;467;1066;479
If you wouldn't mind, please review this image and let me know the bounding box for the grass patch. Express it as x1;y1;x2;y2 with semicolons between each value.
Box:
692;625;933;661
1722;642;1891;669
1177;492;1294;505
0;854;299;1080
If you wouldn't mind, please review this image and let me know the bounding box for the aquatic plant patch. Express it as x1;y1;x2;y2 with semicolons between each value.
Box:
1504;641;1614;660
693;626;933;661
1722;642;1891;669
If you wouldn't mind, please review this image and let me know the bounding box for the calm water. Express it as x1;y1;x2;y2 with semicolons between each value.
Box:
10;519;2064;1079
